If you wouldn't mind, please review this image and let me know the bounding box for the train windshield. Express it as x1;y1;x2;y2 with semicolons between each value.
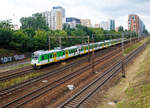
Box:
32;53;39;60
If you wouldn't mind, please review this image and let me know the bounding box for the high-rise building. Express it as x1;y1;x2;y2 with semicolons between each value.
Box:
52;6;65;23
100;20;115;30
100;21;109;30
50;10;63;30
51;6;65;30
41;6;65;30
80;19;92;27
56;11;63;30
128;14;139;33
94;24;100;28
128;14;145;35
41;11;51;28
139;19;145;34
108;19;115;30
65;17;81;28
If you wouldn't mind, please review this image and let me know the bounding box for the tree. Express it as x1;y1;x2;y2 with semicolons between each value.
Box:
0;28;12;47
0;19;13;29
143;29;148;34
118;26;124;32
33;30;49;51
53;30;67;36
20;13;49;31
9;30;29;51
23;28;35;38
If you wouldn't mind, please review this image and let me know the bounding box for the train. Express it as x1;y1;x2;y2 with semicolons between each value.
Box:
31;39;123;69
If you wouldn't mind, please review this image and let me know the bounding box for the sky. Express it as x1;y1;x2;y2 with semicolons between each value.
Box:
0;0;150;31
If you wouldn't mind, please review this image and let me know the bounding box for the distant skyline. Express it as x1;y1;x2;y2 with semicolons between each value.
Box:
0;0;150;31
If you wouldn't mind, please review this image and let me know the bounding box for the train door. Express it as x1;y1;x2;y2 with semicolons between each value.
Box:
84;47;86;54
54;52;57;62
102;42;104;48
65;50;69;58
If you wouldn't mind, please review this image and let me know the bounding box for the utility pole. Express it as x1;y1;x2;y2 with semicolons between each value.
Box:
144;34;146;46
121;33;125;78
59;37;62;49
88;36;90;62
122;61;126;78
122;33;124;55
48;36;50;51
92;34;95;73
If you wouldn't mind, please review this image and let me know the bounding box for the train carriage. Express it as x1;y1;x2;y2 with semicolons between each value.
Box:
31;50;61;68
31;39;125;69
78;45;85;55
55;50;65;61
64;46;79;58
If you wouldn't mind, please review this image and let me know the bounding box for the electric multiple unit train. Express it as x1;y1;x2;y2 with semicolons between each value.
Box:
31;39;123;69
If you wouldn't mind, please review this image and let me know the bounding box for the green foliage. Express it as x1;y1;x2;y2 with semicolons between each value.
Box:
0;19;140;52
0;72;43;89
33;29;48;50
0;20;13;29
9;30;29;51
22;28;35;37
70;25;87;36
53;30;67;36
124;37;149;54
20;13;49;31
118;26;124;32
0;28;12;46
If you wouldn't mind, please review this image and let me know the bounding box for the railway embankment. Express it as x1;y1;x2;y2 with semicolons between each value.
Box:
0;48;31;72
89;40;150;108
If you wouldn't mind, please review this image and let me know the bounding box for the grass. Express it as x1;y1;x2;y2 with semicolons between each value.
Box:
124;41;143;55
124;37;149;55
116;44;150;108
0;62;31;72
0;72;43;89
9;63;31;70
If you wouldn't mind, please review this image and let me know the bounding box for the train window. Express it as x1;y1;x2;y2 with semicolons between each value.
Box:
61;52;63;56
58;52;59;57
42;55;44;60
49;54;52;58
57;52;60;57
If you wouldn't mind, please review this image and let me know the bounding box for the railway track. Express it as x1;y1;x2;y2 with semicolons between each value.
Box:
0;38;138;82
0;67;33;81
0;59;30;70
0;41;126;95
0;38;141;108
57;43;147;108
0;43;127;108
0;43;119;82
